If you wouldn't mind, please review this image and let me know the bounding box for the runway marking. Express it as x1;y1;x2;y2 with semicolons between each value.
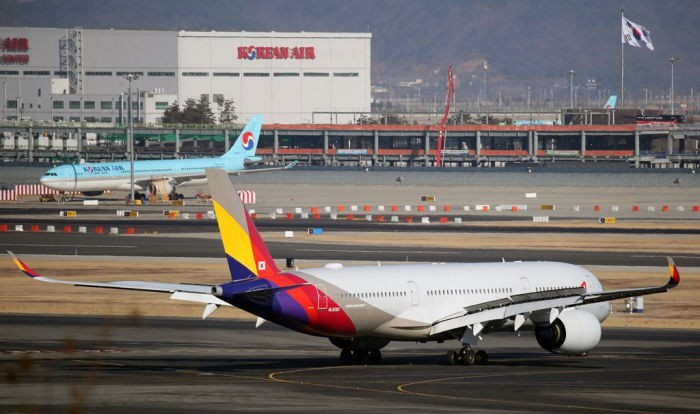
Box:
268;366;406;395
295;248;460;255
396;365;700;413
0;243;137;249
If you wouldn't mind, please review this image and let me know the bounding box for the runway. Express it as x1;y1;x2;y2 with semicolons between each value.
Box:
1;314;698;413
3;231;699;267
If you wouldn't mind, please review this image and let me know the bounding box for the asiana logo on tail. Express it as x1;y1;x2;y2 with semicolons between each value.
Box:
83;165;125;173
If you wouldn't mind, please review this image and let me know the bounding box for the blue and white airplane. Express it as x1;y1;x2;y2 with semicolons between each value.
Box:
603;95;617;109
39;115;294;200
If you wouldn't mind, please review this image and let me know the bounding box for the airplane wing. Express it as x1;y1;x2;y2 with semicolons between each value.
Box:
149;161;298;186
8;251;231;318
429;257;680;337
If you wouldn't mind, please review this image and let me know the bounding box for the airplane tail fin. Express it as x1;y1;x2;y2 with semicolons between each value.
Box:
205;168;280;281
604;96;617;109
221;115;264;158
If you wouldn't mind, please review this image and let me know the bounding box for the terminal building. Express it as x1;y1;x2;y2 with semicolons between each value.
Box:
0;27;371;124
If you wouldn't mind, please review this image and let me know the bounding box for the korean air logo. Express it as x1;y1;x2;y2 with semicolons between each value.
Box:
86;167;93;172
247;46;256;60
242;132;255;151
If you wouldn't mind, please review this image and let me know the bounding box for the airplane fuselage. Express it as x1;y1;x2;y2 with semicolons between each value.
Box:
220;261;611;341
39;157;250;193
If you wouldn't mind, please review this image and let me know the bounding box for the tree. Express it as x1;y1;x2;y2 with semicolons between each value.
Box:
162;102;181;124
216;98;238;124
161;97;216;124
181;97;215;124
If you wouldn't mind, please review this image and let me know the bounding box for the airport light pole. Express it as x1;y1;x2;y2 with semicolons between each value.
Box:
483;62;487;107
569;70;575;108
2;81;6;120
123;74;140;203
644;89;648;107
669;57;679;115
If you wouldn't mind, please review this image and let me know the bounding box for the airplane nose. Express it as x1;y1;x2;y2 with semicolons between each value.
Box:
39;176;47;184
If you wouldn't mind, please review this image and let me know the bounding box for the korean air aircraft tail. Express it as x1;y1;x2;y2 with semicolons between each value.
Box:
221;115;263;159
207;168;280;281
604;95;617;109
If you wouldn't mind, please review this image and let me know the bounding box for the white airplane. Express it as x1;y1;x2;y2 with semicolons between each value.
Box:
38;115;295;201
9;170;681;365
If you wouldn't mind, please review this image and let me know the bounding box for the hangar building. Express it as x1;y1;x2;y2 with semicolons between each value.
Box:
0;27;371;124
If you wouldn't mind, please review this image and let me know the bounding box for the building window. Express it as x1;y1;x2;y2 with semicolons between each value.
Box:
69;117;80;122
155;101;169;110
84;101;95;109
6;100;17;109
38;89;41;97
54;71;67;77
116;72;144;76
274;72;299;77
183;72;209;77
243;73;270;77
23;71;50;76
85;71;113;76
213;72;239;77
101;101;112;110
148;72;175;77
334;72;359;77
69;101;81;109
101;117;112;122
84;116;97;123
53;116;64;122
0;71;19;75
304;72;329;77
156;118;163;124
53;100;64;109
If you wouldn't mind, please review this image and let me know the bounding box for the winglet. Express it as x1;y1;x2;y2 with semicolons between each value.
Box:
667;257;680;288
7;251;42;278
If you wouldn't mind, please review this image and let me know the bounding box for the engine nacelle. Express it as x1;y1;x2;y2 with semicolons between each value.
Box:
147;181;173;197
535;309;601;356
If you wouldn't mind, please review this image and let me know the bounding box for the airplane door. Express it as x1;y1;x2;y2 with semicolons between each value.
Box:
67;165;77;192
408;281;419;306
520;277;531;293
316;284;327;310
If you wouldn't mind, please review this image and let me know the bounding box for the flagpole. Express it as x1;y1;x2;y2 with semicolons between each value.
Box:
621;7;624;108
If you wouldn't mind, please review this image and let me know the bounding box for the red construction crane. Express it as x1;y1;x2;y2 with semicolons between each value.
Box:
436;66;454;167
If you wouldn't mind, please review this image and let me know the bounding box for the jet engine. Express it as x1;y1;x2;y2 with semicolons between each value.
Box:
535;309;601;356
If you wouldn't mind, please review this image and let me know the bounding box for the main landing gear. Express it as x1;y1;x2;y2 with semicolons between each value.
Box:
340;349;382;365
445;347;488;366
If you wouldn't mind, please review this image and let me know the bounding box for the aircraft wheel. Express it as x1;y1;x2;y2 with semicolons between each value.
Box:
178;193;185;200
446;350;458;366
476;350;488;365
353;350;369;364
461;349;476;366
340;349;353;365
369;349;382;364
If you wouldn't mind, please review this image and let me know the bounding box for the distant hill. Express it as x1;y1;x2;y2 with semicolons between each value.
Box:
1;0;697;101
